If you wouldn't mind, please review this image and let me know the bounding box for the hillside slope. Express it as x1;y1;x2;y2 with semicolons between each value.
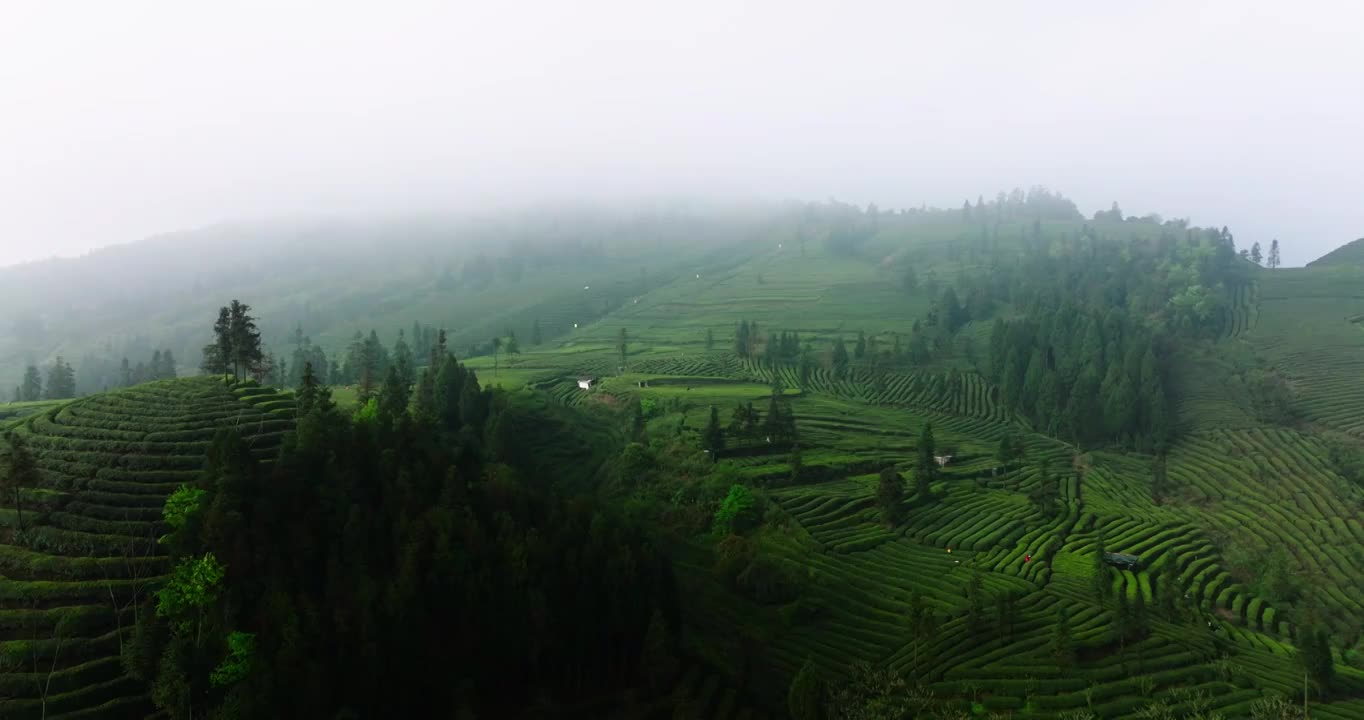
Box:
1309;238;1364;267
453;216;1364;717
0;378;294;719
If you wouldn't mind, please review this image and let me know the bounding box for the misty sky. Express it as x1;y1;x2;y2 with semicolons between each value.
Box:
2;0;1361;268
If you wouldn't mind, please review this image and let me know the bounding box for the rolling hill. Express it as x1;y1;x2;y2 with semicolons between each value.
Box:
1308;238;1364;268
3;200;1364;718
0;378;293;719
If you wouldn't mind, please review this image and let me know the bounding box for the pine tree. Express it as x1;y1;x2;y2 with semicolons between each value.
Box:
642;609;679;693
631;399;646;440
996;591;1019;639
1153;561;1177;621
1250;241;1263;265
434;355;466;431
763;333;780;368
505;331;520;362
120;357;132;387
876;466;905;525
1300;625;1335;698
832;337;849;372
531;318;543;346
1093;531;1111;602
393;331;415;391
905;591;935;671
357;332;381;399
411;367;436;424
941;286;964;331
854;331;866;360
45;357;76;399
377;366;408;422
1029;459;1058;518
996;433;1015;466
1000;348;1024;410
703;405;725;455
1021;349;1045;412
705;328;714;350
1151;455;1170;503
152;350;163;378
3;432;40;532
1052;607;1075;672
966;571;985;633
787;659;824;720
295;362;333;416
1140;347;1169;451
1269;239;1281;269
20;365;42;401
797;347;814;389
212;306;233;378
915;423;936;501
162;350;176;380
227;300;262;380
735;321;749;357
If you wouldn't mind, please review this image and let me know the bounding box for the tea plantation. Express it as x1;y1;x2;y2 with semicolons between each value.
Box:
4;209;1364;718
0;378;293;719
448;221;1364;717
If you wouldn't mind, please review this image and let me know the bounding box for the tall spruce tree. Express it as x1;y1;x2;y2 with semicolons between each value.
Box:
3;432;40;532
20;365;42;401
915;423;936;500
227;300;262;381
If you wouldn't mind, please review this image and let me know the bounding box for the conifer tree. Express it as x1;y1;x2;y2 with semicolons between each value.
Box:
531;318;543;346
45;356;76;399
703;405;725;456
1093;531;1111;602
20;365;42;401
211;306;233;378
788;659;824;720
915;423;936;501
832;337;849;372
905;591;935;670
3;431;39;532
735;321;750;357
377;366;408;422
876;466;905;525
393;331;415;391
227;300;262;381
1052;607;1075;672
705;328;714;350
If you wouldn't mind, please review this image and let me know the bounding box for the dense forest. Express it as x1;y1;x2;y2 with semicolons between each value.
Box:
129;306;680;718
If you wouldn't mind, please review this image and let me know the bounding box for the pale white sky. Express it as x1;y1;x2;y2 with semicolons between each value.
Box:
1;0;1361;267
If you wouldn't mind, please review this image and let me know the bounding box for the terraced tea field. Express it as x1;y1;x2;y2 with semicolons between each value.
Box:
488;245;1364;716
0;377;293;719
1247;267;1364;438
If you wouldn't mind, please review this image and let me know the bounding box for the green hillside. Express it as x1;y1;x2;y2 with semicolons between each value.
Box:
451;211;1364;717
3;201;1364;718
1308;238;1364;267
0;378;294;719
